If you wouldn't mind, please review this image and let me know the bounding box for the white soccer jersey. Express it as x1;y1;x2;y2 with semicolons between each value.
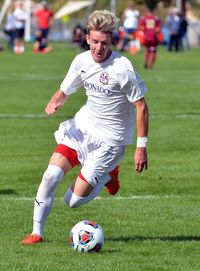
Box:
123;9;140;29
13;8;27;29
60;50;147;146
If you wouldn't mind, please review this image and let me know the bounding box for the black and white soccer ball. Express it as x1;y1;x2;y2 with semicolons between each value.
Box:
69;220;104;252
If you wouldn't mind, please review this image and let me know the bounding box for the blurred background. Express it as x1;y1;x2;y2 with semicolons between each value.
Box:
0;0;200;52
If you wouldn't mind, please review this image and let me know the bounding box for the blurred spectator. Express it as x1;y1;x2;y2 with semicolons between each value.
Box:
13;1;27;54
115;26;141;54
119;1;140;51
166;7;181;52
72;23;89;50
4;5;16;51
35;1;53;40
179;13;190;50
32;30;52;54
112;28;120;46
139;7;161;69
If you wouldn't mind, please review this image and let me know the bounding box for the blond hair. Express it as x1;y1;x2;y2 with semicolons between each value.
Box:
86;10;119;33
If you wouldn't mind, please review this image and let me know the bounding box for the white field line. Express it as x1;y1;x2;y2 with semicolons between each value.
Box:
0;74;63;81
2;194;191;202
0;113;200;119
0;114;49;119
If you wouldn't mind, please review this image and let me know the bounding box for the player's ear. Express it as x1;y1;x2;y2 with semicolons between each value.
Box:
85;34;90;45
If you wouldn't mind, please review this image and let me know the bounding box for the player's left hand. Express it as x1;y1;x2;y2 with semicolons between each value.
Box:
134;147;148;172
45;102;61;115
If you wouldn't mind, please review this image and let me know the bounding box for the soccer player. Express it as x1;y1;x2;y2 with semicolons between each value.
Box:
21;10;149;245
139;8;161;69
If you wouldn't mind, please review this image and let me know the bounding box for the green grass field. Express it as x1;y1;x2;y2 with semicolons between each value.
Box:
0;42;200;271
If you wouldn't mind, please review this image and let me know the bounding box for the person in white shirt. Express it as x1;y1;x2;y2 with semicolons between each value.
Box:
120;1;140;51
21;10;149;245
13;1;27;54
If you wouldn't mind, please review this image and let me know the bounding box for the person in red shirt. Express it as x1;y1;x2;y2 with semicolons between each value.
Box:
35;1;53;40
139;8;161;69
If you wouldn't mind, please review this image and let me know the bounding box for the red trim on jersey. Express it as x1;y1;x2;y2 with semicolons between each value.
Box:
54;144;80;168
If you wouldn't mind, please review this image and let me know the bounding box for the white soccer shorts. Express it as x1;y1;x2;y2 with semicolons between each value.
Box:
54;118;125;187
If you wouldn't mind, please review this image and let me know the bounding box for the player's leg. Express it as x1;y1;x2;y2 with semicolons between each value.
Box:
149;51;156;68
64;166;120;208
32;154;67;235
64;144;124;208
144;43;150;69
21;144;79;244
149;45;157;69
64;173;110;208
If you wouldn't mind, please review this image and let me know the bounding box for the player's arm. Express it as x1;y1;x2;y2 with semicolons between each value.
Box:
45;90;69;115
132;97;149;172
156;19;161;33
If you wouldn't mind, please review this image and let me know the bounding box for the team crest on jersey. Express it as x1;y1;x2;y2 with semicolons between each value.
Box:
99;72;109;85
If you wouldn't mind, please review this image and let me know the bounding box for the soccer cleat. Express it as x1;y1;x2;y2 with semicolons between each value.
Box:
105;166;120;195
21;234;43;245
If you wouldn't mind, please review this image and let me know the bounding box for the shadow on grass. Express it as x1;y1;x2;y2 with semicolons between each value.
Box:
107;235;200;242
0;189;18;195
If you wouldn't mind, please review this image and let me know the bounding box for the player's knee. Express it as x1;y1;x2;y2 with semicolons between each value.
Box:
42;169;58;184
42;165;64;189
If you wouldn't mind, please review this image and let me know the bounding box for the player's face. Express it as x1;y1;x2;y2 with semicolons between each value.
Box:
86;30;112;63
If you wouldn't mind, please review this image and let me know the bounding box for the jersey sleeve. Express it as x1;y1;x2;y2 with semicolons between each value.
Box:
60;55;83;95
123;71;147;102
115;56;147;102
